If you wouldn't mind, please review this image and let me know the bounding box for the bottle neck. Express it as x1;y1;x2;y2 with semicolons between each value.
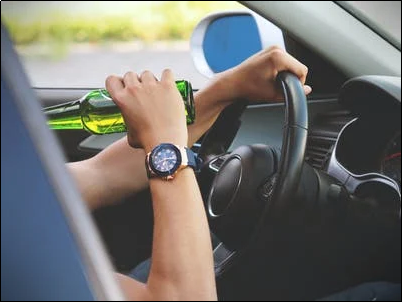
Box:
44;100;83;130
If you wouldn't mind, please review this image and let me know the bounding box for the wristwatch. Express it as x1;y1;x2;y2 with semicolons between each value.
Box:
145;143;202;180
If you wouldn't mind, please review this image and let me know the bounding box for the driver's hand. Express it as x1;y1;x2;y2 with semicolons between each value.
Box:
218;46;312;102
105;69;188;152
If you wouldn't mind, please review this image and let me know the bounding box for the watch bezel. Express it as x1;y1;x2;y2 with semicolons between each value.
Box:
149;143;182;177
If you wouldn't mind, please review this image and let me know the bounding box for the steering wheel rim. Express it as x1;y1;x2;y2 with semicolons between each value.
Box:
267;71;309;213
203;71;308;250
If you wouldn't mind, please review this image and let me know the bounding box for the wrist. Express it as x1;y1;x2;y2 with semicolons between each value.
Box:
143;135;187;153
145;143;200;181
210;68;242;106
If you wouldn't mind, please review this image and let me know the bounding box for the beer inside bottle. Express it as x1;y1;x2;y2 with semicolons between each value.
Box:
44;80;195;135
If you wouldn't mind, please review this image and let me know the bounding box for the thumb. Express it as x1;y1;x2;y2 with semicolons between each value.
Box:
304;85;312;95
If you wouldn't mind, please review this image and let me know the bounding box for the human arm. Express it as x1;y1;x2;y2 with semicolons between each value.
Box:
117;167;215;300
106;69;216;300
67;140;146;210
68;46;311;209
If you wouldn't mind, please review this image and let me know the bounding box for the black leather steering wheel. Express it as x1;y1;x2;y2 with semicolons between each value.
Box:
202;71;308;254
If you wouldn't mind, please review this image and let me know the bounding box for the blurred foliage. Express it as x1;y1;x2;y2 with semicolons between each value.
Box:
2;1;242;45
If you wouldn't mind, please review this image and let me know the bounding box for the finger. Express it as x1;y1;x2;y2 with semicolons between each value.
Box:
304;85;312;95
161;69;175;85
123;71;140;87
267;49;308;85
140;70;157;84
282;52;309;85
105;75;124;99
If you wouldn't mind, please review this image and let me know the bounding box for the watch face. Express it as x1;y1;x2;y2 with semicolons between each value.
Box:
150;144;181;176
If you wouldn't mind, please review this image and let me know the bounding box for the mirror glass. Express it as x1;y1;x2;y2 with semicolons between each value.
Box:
203;15;262;73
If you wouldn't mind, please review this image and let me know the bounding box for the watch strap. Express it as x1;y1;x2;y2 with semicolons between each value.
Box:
185;147;202;172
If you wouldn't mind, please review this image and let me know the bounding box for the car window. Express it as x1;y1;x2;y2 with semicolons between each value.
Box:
1;1;243;89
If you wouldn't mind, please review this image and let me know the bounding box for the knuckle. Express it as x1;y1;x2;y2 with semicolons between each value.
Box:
162;78;175;88
268;49;284;63
123;71;134;79
141;70;158;84
105;75;116;86
268;45;283;52
141;70;152;77
126;84;139;94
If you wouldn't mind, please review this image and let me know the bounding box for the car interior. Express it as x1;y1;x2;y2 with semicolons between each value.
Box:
2;1;400;301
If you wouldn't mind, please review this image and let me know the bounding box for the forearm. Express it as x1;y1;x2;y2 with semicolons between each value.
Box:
188;70;236;146
67;138;147;209
71;73;235;210
115;168;216;301
146;169;216;300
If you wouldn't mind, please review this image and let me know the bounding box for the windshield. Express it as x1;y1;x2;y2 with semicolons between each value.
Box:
338;1;401;49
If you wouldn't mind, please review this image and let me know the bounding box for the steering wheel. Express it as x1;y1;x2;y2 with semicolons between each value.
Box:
200;71;308;273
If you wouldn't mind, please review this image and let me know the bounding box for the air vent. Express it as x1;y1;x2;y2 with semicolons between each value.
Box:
306;136;336;169
306;110;354;170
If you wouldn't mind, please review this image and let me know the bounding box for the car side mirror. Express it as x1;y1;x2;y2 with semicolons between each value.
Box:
190;11;285;78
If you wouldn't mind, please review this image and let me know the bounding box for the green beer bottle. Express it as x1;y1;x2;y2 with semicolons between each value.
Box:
44;80;195;135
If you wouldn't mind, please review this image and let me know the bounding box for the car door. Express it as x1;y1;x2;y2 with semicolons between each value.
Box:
1;24;124;301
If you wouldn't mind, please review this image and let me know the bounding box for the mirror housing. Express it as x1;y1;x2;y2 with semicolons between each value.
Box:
190;11;285;78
